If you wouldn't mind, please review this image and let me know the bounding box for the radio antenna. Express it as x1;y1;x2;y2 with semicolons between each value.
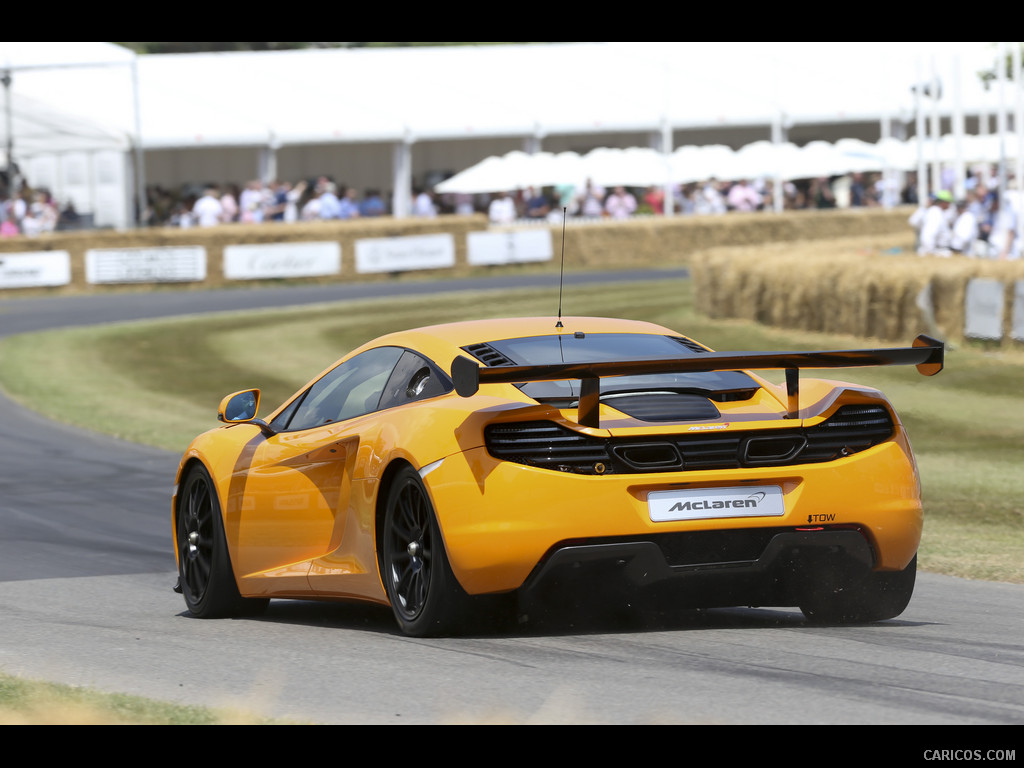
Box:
556;206;567;329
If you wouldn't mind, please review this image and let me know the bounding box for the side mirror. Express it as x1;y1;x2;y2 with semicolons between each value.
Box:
218;389;260;423
217;389;276;437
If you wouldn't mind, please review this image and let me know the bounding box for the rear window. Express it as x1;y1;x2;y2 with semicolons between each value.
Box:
477;333;759;400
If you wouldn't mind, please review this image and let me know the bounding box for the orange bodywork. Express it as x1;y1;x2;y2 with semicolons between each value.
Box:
172;317;927;608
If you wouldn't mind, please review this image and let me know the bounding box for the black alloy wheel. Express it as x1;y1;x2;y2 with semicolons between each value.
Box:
382;467;470;636
176;464;267;618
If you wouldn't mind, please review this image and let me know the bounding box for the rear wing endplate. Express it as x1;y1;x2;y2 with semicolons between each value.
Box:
451;334;944;428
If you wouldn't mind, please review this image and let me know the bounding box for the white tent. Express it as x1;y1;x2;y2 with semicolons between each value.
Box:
0;42;139;227
0;42;136;155
2;42;1019;222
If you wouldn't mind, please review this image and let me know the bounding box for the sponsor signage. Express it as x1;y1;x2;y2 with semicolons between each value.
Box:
467;229;554;266
1013;280;1024;342
0;251;71;289
648;485;785;522
223;241;341;280
964;277;1004;340
86;246;206;284
354;233;455;274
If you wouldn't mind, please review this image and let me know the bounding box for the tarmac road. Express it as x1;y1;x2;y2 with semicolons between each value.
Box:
1;269;1023;727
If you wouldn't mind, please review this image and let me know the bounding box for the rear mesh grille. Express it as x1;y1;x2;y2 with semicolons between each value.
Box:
484;404;894;474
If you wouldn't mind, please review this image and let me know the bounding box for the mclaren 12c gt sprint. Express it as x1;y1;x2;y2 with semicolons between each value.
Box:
172;316;943;636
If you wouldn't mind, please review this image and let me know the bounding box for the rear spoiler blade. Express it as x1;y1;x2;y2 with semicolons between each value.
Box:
451;334;944;428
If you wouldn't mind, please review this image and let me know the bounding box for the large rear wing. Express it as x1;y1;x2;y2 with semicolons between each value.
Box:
451;334;944;428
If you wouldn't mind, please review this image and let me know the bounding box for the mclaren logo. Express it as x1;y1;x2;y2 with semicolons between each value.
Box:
669;491;766;512
687;423;729;431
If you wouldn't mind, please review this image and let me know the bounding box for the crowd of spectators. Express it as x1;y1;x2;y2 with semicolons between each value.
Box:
0;167;930;237
0;184;82;238
147;176;398;228
146;169;920;230
910;171;1021;260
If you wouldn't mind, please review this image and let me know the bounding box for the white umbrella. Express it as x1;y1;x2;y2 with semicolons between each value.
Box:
583;146;671;188
434;153;517;194
671;144;739;184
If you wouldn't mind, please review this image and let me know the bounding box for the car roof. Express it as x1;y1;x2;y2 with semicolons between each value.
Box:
359;316;687;365
368;315;679;358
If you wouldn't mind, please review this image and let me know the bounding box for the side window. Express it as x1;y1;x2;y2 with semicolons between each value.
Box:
278;347;404;432
377;351;453;411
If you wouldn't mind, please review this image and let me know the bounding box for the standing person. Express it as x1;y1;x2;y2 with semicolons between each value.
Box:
917;190;954;256
337;186;361;219
577;179;605;217
812;177;837;209
523;186;550;219
360;188;387;217
695;178;726;215
726;179;762;212
239;180;265;223
219;184;239;223
192;186;224;227
1;208;19;236
643;185;665;215
950;198;979;256
264;181;290;222
604;186;637;219
317;181;341;220
412;186;437;218
487;190;517;224
285;180;306;222
32;191;58;233
301;186;322;221
987;192;1021;260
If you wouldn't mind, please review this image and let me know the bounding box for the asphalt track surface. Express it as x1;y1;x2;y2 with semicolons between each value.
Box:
1;268;1023;727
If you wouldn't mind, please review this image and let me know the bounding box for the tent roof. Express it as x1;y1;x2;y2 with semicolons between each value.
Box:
0;42;1011;154
0;42;136;156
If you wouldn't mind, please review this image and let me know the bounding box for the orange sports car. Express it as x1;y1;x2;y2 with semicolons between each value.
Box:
172;317;943;636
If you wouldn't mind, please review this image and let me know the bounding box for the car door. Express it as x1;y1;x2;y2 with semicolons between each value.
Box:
230;346;404;596
306;349;454;597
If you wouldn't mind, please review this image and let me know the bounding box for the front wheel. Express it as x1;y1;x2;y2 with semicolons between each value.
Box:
381;467;472;636
176;464;268;618
801;555;917;624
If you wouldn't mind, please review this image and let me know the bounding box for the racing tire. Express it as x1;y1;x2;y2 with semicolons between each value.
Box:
800;554;917;624
177;464;268;619
382;466;473;637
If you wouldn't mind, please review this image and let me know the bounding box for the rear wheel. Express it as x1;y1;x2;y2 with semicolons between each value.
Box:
382;467;472;636
176;464;268;618
801;555;917;624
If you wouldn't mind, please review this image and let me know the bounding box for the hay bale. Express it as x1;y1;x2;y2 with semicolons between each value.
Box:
691;235;1024;345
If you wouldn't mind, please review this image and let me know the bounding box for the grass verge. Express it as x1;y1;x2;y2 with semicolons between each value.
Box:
0;671;286;725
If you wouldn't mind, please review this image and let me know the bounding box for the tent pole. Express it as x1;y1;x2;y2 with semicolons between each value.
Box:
3;68;14;196
131;59;145;228
392;137;412;219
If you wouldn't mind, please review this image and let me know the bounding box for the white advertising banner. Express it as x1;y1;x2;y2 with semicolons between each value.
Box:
0;251;71;289
223;241;341;280
355;233;455;274
964;278;1004;340
467;229;554;266
86;246;206;284
1012;280;1024;342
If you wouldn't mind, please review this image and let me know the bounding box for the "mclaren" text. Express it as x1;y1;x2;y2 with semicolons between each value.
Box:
670;499;759;511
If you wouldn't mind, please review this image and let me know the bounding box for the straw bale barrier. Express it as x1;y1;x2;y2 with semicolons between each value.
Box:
17;205;1009;345
690;237;1024;345
0;206;912;295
